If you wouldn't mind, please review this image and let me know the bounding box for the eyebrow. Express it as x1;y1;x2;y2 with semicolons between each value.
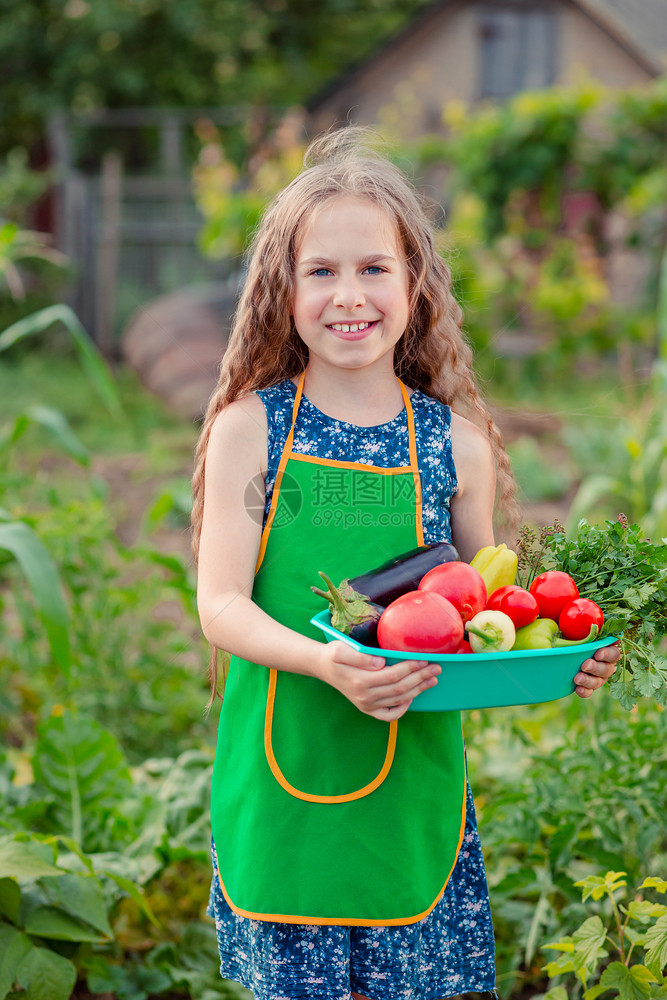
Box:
298;254;398;268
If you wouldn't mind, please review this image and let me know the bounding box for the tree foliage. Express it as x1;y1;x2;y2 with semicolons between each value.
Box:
0;0;430;156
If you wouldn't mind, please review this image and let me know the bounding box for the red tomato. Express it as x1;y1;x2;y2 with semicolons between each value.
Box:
559;598;604;640
418;561;486;624
529;571;580;622
455;639;474;654
377;590;464;654
486;585;539;629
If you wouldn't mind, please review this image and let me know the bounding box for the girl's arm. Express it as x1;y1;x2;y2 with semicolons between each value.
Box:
448;411;619;696
196;396;440;720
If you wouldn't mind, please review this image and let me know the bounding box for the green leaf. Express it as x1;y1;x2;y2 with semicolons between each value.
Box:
625;926;645;948
0;837;61;880
626;901;667;924
40;873;112;938
610;677;640;711
105;872;160;927
572;915;609;974
644;914;667;976
623;586;657;610
16;945;77;1000
526;893;551;965
549;820;577;869
85;963;133;995
32;712;131;846
545;950;576;977
24;406;89;465
576;872;628;902
0;925;32;999
0;877;21;924
641;879;667;894
0;304;121;417
544;935;576;954
24;905;107;943
47;836;93;875
599;962;657;1000
543;989;569;1000
584;984;611;1000
0;520;70;677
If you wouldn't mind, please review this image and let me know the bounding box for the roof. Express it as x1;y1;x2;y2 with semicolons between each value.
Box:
308;0;667;113
577;0;667;72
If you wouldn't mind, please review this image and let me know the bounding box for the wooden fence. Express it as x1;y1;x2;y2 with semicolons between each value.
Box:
47;108;250;354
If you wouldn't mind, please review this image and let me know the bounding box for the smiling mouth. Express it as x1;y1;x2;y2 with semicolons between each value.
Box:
328;320;376;334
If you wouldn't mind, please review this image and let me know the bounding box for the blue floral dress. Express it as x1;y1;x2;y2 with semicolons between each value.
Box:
208;379;498;1000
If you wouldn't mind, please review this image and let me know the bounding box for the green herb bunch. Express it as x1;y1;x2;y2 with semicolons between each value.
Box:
516;517;667;709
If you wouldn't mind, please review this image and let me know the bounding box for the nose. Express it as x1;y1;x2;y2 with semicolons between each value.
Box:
332;274;365;310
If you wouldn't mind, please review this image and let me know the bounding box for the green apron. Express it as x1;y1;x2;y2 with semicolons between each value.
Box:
211;373;466;926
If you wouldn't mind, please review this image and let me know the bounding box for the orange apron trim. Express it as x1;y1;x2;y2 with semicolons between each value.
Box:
216;750;468;926
256;373;422;572
288;453;409;474
264;668;399;803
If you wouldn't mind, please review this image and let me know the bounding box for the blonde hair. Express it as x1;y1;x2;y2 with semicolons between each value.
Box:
192;127;519;695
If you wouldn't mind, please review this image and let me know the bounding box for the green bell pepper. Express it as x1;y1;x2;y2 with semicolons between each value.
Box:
513;618;599;650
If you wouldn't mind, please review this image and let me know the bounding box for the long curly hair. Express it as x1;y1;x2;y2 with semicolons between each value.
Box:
192;127;519;695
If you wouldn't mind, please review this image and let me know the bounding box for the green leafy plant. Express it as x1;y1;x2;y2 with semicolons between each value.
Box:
193;118;304;260
516;518;667;708
0;148;51;222
435;83;602;241
0;513;72;681
0;828;154;1000
0;304;122;417
470;696;667;997
542;871;667;999
0;404;90;465
0;721;241;1000
564;375;667;540
408;78;667;384
0;223;68;302
0;306;124;691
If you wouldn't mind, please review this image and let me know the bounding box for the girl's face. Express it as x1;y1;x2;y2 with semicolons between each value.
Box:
292;195;410;377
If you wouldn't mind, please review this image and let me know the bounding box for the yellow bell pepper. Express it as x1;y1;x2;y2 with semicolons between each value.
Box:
470;543;518;596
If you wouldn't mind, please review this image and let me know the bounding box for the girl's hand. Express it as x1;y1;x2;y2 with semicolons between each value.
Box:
573;641;621;698
318;640;441;721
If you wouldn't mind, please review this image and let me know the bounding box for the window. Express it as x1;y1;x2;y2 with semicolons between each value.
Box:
479;2;557;100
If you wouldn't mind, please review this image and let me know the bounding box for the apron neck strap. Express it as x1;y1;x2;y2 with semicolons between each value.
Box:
289;371;422;541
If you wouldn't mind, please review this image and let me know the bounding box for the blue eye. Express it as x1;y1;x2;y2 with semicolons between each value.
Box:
312;267;332;277
364;266;384;275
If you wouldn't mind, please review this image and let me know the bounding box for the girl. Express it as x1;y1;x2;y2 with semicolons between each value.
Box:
192;129;619;1000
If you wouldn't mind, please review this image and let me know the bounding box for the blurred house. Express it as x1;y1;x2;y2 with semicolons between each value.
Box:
309;0;667;136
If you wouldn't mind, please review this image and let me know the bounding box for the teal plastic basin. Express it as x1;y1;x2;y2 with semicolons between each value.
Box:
310;609;617;712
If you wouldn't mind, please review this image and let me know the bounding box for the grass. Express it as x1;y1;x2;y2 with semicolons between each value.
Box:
0;347;198;467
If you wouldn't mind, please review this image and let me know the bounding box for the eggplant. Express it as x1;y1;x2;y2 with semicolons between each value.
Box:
311;572;384;641
347;602;384;646
346;542;460;607
311;543;459;642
